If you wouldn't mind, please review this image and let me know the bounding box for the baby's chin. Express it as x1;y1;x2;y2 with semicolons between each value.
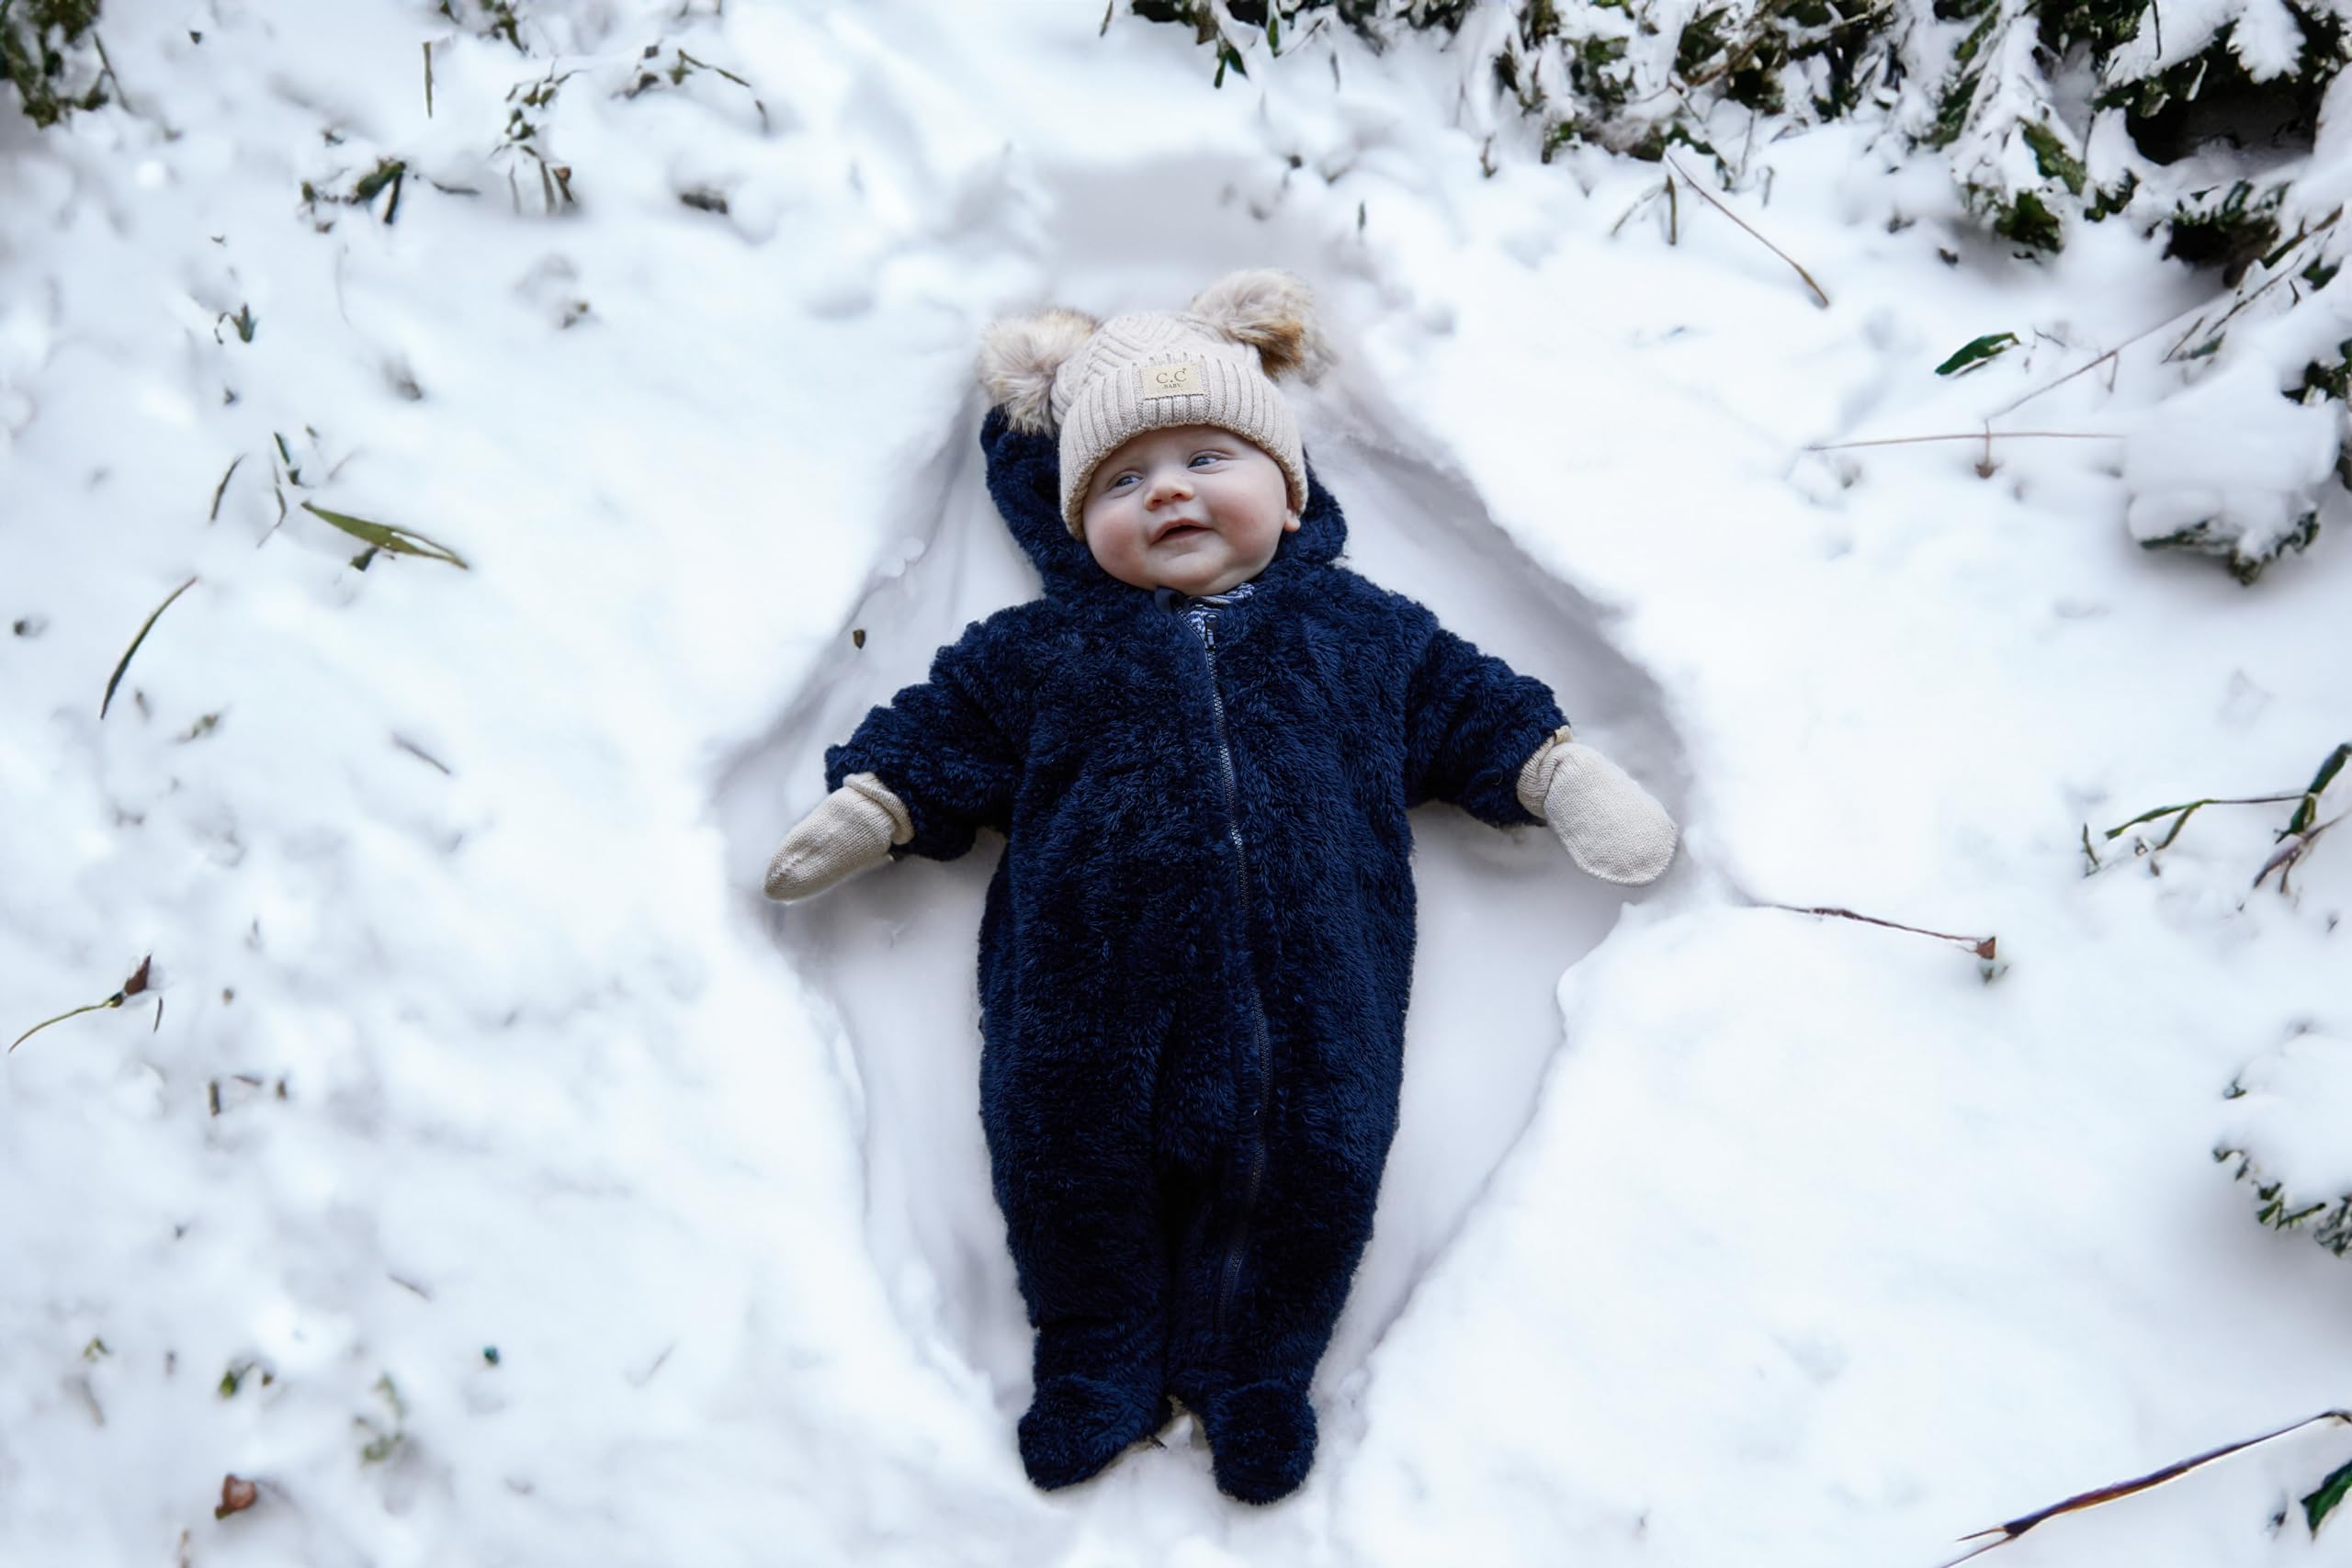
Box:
1152;564;1256;596
1149;545;1278;596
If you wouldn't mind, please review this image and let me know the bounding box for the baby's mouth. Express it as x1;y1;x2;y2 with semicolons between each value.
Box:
1154;521;1211;544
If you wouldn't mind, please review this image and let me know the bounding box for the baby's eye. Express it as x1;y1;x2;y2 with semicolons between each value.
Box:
1107;473;1136;490
1191;452;1223;467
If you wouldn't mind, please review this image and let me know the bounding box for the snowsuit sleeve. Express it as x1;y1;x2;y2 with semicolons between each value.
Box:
823;615;1029;863
1396;596;1567;829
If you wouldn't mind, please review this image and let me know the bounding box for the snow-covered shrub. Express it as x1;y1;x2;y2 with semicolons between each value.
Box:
1923;0;2350;254
2120;76;2352;578
2217;1033;2352;1257
1;0;104;126
1126;0;2352;582
2095;0;2347;140
1506;0;1892;160
2121;357;2339;580
434;0;528;52
1131;0;1888;163
1922;0;2113;250
1125;1;2337;254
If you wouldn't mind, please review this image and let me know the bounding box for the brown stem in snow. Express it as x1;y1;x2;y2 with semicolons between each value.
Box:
2254;811;2344;896
1929;1410;2352;1567
1664;154;1828;308
1804;431;2120;452
1762;903;1995;960
1988;311;2188;421
9;956;154;1054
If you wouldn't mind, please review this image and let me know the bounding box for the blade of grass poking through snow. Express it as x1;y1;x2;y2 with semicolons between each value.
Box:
1929;1410;2352;1566
2102;791;2306;845
2307;1457;2352;1535
209;455;244;521
1935;333;2020;375
352;158;405;222
299;502;469;569
89;30;130;115
101;576;198;719
2286;742;2349;836
673;50;770;130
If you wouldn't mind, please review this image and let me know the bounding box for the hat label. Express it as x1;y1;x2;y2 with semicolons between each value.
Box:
1139;361;1204;400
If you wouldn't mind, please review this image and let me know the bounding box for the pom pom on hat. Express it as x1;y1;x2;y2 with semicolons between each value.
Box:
977;307;1102;435
1187;268;1332;386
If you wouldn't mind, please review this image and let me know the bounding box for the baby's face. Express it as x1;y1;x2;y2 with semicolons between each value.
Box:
1079;423;1300;596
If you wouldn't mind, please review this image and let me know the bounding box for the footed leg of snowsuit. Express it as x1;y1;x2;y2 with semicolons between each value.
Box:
1019;1325;1172;1489
984;1007;1184;1491
1165;1021;1400;1506
1197;1381;1317;1505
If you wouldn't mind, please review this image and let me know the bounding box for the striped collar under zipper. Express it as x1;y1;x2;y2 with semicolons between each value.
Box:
1151;580;1259;614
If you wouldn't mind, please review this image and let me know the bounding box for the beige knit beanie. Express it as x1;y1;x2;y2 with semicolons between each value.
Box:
977;269;1334;538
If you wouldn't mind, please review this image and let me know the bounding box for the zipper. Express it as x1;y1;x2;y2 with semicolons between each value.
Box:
1177;596;1276;1336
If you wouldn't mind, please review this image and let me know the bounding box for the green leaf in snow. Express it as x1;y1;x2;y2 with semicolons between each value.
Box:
1934;332;2020;376
2304;1457;2352;1535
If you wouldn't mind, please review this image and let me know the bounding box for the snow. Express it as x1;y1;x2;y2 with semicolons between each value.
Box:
4;2;2350;1565
2222;1033;2352;1207
2121;357;2341;558
2106;0;2246;81
2228;0;2310;84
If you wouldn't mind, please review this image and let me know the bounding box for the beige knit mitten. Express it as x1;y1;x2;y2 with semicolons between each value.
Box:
1515;725;1678;886
763;773;913;901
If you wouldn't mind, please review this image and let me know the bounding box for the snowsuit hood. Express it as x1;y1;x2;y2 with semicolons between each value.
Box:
825;409;1566;1501
979;407;1346;603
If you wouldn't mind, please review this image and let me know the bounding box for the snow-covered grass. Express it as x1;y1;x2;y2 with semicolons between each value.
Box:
4;2;2348;1564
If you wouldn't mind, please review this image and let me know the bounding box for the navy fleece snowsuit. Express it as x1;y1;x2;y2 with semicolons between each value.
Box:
825;408;1567;1469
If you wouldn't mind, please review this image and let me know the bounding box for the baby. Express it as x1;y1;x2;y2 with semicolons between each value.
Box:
764;270;1676;1504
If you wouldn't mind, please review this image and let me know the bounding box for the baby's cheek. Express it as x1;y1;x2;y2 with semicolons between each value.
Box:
1078;517;1114;564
